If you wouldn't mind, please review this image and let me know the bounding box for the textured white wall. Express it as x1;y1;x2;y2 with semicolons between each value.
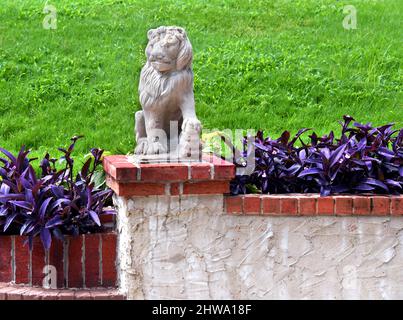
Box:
114;194;403;300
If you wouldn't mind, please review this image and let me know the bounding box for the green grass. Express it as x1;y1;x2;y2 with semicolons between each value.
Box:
0;0;402;158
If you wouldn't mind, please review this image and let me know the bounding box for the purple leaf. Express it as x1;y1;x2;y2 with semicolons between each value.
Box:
39;197;53;219
81;157;92;178
0;147;17;163
353;183;374;191
278;131;290;145
51;186;64;198
361;178;389;192
40;228;52;250
356;137;367;152
89;210;101;226
10;200;33;211
378;147;395;160
0;206;8;216
25;189;34;204
4;213;18;231
0;183;10;195
20;220;33;235
45;216;64;228
298;168;322;178
48;198;71;212
320;148;331;160
289;128;310;146
31;180;44;197
86;185;93;210
28;166;38;185
320;186;331;196
1;180;18;193
254;142;270;152
329;143;348;167
385;179;402;189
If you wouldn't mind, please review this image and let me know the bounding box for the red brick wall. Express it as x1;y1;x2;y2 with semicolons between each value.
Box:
0;232;117;289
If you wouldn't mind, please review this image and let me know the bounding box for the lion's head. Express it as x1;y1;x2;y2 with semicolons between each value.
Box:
145;26;192;73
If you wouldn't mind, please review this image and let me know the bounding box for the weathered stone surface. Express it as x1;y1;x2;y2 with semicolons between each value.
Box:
115;194;403;300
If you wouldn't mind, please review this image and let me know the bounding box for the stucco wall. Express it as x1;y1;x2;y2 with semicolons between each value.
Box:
114;194;403;300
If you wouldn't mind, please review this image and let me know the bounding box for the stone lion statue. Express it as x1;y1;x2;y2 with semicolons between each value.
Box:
134;26;201;159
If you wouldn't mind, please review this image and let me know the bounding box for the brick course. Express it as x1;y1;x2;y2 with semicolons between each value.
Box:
225;194;402;216
0;283;124;300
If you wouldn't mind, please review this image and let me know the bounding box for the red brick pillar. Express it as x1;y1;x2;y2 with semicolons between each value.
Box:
103;154;235;299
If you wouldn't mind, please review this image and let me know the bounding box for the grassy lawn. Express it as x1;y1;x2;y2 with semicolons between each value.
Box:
0;0;401;159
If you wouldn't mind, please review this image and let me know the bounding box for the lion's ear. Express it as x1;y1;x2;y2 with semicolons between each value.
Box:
147;29;156;40
176;27;185;34
176;40;192;71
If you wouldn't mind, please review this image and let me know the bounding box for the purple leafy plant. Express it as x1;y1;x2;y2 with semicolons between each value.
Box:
229;116;402;196
0;137;115;249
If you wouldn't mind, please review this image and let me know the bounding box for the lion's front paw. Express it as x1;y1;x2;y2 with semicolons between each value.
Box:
146;141;167;155
179;140;201;159
182;118;201;134
179;131;201;160
135;139;148;155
